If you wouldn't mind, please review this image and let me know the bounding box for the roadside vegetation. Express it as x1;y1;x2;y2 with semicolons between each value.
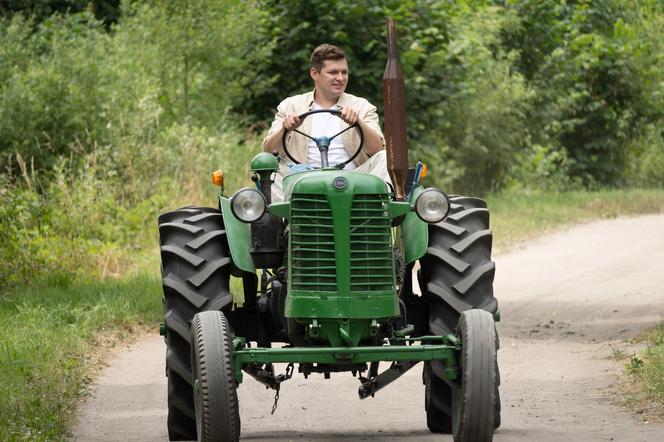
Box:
631;323;664;412
612;321;664;422
487;188;664;251
1;0;663;440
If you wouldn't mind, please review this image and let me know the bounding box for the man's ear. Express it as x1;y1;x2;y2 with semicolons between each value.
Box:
310;66;319;82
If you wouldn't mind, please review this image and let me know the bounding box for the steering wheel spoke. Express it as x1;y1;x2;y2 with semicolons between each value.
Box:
291;128;318;143
328;123;357;142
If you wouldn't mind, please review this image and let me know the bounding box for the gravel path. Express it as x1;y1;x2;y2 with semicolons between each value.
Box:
72;214;664;441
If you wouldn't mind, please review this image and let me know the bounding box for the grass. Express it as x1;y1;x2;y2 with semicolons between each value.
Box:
0;187;663;440
487;188;664;251
628;322;664;414
0;272;162;441
639;323;664;403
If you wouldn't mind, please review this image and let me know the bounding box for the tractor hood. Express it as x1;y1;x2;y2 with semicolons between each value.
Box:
269;169;410;221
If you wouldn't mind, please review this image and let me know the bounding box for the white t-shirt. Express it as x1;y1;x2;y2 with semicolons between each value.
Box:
306;104;356;169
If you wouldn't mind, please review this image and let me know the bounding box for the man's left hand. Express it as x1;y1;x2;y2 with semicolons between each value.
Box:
340;107;359;126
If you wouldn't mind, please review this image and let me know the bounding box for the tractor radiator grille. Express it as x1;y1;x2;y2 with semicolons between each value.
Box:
349;194;393;291
291;194;335;291
290;193;393;292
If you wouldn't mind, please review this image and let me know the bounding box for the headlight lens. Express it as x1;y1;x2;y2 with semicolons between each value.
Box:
415;188;450;223
230;188;266;223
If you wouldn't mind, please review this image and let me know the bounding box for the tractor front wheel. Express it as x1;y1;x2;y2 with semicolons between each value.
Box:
452;309;497;442
158;207;233;440
191;311;240;442
419;195;500;429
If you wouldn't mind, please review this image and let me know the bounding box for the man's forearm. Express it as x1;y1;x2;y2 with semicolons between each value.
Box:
358;120;384;156
263;128;285;154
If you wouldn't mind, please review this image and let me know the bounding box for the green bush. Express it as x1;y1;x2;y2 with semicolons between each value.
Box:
406;5;530;194
0;122;259;291
503;0;664;187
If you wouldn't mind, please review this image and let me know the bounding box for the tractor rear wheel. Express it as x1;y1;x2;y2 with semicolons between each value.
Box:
424;362;453;433
191;311;240;442
452;309;497;442
419;195;500;430
158;207;233;440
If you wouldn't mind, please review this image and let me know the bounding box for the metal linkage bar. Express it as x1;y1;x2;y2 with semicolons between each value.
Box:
232;342;458;384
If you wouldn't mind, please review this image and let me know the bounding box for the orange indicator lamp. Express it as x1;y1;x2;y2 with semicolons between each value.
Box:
212;170;224;187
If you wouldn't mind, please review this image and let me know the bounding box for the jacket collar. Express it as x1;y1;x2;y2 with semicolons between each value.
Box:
307;89;349;110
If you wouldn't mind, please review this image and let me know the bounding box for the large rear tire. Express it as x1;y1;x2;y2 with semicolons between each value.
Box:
159;207;233;440
424;362;453;433
191;311;240;442
452;309;496;442
419;196;500;430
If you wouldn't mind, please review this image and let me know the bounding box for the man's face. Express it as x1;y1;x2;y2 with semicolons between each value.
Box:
311;58;349;99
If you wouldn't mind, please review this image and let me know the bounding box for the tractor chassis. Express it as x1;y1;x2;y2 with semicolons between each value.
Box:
232;335;460;398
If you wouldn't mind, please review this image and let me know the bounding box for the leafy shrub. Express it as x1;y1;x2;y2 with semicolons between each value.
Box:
405;5;530;194
503;0;664;187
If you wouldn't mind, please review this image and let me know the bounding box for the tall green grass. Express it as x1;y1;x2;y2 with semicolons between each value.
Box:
626;322;664;414
0;273;162;441
487;188;664;251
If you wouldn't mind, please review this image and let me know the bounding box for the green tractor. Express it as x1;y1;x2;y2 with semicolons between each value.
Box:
158;20;499;442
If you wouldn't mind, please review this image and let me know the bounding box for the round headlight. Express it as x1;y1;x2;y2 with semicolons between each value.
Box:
230;188;266;223
414;188;450;223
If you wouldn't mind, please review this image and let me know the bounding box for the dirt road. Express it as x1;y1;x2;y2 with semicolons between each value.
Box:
72;214;664;441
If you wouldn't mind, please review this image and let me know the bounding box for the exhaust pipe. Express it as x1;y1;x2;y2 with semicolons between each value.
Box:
382;18;409;201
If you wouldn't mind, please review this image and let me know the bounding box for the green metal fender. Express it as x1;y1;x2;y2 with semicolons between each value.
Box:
401;186;429;265
219;196;256;274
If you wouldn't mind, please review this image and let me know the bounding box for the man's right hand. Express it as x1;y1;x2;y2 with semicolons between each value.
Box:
283;114;302;131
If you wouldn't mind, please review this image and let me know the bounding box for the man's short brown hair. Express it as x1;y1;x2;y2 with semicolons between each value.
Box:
310;44;346;72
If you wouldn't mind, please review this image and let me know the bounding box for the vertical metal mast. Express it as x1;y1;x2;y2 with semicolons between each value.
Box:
382;18;409;201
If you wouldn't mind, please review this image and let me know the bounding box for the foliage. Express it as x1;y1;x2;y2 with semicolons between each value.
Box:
0;1;263;290
0;123;259;291
0;273;161;440
0;0;663;289
502;0;664;187
118;1;273;127
628;321;664;407
0;0;121;25
404;4;529;194
485;188;664;251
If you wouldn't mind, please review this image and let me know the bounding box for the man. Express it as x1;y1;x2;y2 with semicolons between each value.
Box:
262;44;390;201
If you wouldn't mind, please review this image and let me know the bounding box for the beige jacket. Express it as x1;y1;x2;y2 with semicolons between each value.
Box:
262;90;386;167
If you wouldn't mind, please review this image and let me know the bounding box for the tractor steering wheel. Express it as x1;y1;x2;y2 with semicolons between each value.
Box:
281;109;364;169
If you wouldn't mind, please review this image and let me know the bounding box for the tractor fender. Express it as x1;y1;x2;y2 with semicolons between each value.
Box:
219;196;256;274
402;186;429;264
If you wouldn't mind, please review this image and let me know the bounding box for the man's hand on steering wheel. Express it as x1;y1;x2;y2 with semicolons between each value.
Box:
339;107;359;126
283;114;303;131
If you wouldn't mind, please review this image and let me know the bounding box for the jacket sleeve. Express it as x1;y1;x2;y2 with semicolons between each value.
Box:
261;99;292;154
362;101;386;151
